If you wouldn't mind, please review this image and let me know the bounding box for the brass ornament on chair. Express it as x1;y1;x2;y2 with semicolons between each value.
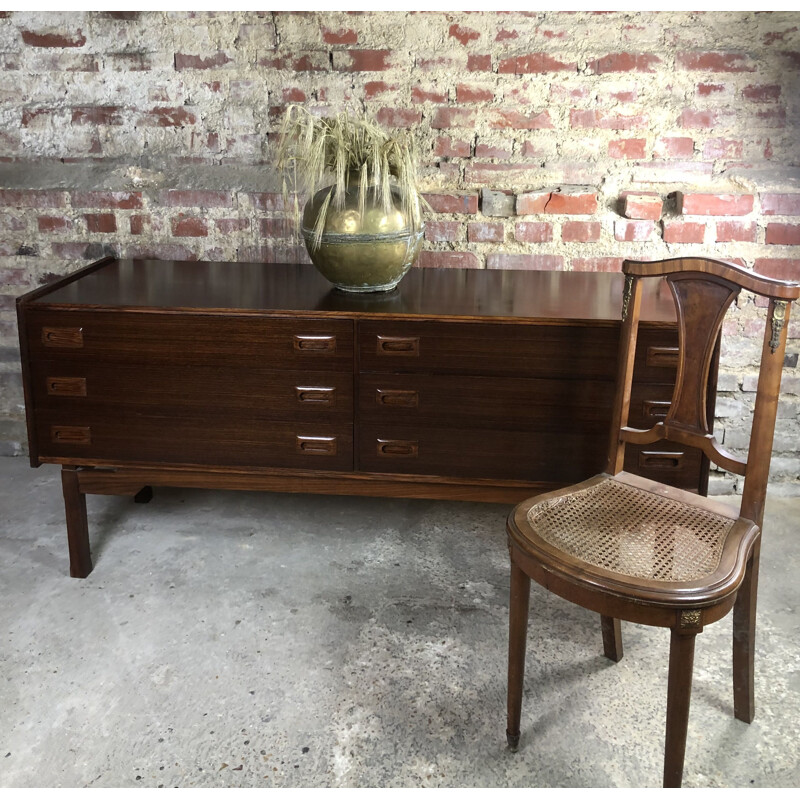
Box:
679;609;702;629
770;300;788;353
622;274;634;322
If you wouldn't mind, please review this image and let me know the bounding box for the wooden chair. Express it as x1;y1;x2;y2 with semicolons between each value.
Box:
505;257;800;787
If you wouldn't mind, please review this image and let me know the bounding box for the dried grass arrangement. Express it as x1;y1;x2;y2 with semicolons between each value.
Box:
275;105;427;250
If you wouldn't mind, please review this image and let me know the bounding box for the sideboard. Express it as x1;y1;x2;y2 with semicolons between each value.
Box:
16;258;718;577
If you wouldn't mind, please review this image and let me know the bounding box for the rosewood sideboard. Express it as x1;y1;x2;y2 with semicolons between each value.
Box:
16;258;717;577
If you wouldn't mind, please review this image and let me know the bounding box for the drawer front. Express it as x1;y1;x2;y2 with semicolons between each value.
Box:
31;362;352;422
35;409;353;470
26;310;354;371
624;442;704;491
359;320;678;381
359;373;616;432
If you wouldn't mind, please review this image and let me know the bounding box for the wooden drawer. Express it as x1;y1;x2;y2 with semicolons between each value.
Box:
35;409;353;470
26;310;354;371
31;362;352;422
624;442;704;491
358;319;678;382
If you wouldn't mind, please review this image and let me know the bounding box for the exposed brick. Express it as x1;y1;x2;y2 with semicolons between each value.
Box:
562;221;601;242
609;138;646;159
412;86;448;104
614;219;654;241
175;52;233;70
456;84;494;104
572;257;624;272
716;221;756;243
753;259;800;281
417;251;480;269
475;142;513;159
467;54;492;72
697;82;726;96
145;107;198;127
761;193;800;216
260;218;291;238
282;88;307;103
654;136;694;158
514;221;553;243
677;193;754;216
486;253;564;270
467;221;504;243
215;218;250;234
0;190;66;208
422;192;479;214
172;216;208;237
570;109;648;130
517;190;598;216
37;216;72;233
70;191;142;209
588;52;661;73
334;49;393;72
164;190;233;208
376;107;421;128
465;163;536;185
766;223;800;245
498;53;575;74
702;138;743;159
487;109;553;130
129;215;149;235
364;81;397;99
680;109;717;128
677;51;756;72
84;213;116;233
424;221;462;242
71;106;123;125
434;136;471;158
248;193;288;212
743;84;781;103
322;27;358;45
481;189;516;217
431;107;478;129
662;221;705;244
622;192;663;220
448;24;480;46
20;28;86;48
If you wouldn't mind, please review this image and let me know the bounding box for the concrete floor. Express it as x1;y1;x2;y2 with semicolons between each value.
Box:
1;457;798;788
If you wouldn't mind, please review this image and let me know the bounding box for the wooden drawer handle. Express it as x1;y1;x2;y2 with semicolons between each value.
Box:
639;450;684;470
295;386;335;407
646;346;679;368
47;377;87;397
42;327;83;348
376;388;419;408
51;425;91;445
376;335;419;356
377;438;419;458
293;335;336;353
295;435;337;455
642;399;671;420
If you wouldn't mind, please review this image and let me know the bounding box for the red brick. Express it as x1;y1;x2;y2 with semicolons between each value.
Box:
677;51;755;72
84;213;116;233
467;222;504;243
753;258;800;281
588;52;661;73
260;218;291;238
21;29;86;48
145;107;197;127
467;54;492;72
335;49;392;72
570;109;648;130
614;220;654;241
448;24;480;46
702;138;743;159
680;109;717;128
175;52;233;70
456;84;494;103
766;223;800;245
474;142;513;159
71;191;142;209
517;190;598;216
422;192;479;214
496;29;518;42
654;136;694;158
514;222;553;243
322;27;357;45
364;81;397;99
0;190;66;208
464;163;535;185
608;89;637;103
755;107;787;128
71;105;122;125
562;221;601;243
715;221;756;243
434;137;471;158
424;221;462;242
487;109;553;130
248;193;288;212
37;216;72;233
412;86;448;104
697;82;725;96
662;221;706;244
742;84;781;103
677;193;754;216
622;192;663;221
486;253;564;270
761;193;800;216
164;190;233;208
260;51;329;72
609;138;646;159
431;107;478;129
172;216;208;237
215;218;250;234
129;215;149;235
572;257;624;272
417;251;480;269
376;108;421;128
498;53;575;74
282;88;307;103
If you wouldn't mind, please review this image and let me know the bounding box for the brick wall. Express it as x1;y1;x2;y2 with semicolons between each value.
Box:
1;10;799;493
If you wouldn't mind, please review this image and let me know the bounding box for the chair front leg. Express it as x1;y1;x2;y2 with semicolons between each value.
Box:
663;626;698;788
507;555;531;751
733;540;761;723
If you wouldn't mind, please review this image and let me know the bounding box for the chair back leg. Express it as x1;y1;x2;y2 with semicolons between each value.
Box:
507;557;531;750
733;540;761;723
601;615;624;662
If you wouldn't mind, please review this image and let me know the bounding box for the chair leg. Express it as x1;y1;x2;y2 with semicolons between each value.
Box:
601;615;623;662
663;627;697;788
61;465;92;579
733;541;761;723
507;557;531;751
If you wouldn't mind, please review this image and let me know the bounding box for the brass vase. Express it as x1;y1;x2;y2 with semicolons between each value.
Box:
301;181;423;292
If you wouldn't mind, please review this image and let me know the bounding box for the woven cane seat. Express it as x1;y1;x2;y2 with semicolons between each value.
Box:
525;477;737;583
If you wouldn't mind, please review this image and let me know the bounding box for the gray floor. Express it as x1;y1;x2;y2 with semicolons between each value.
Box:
1;457;798;788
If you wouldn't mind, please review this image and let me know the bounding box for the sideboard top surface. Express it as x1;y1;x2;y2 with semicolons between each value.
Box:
26;259;677;324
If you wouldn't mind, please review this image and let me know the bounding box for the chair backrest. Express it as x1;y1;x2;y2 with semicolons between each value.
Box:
607;257;800;529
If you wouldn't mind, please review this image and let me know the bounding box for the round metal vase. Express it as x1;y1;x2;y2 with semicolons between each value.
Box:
301;183;423;293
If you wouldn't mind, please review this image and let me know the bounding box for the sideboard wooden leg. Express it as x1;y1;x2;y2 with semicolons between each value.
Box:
133;485;154;504
61;465;92;578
